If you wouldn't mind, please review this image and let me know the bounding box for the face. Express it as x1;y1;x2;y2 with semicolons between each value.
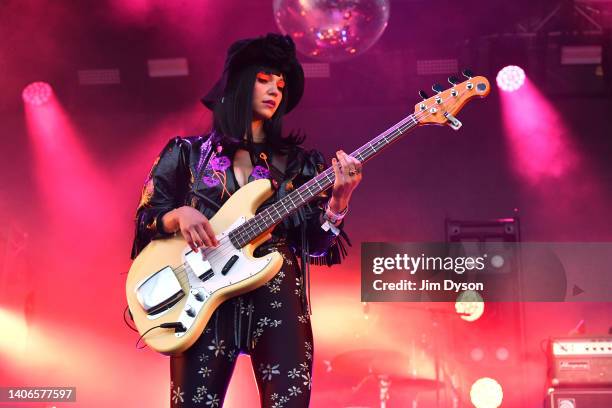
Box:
252;71;285;120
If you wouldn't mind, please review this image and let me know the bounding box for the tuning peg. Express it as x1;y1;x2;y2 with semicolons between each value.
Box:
448;76;459;85
418;90;429;100
432;83;444;93
462;69;474;79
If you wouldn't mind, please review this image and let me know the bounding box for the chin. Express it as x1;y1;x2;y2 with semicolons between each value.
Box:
255;109;275;120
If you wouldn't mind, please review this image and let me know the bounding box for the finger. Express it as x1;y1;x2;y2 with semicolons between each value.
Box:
346;154;362;168
344;155;360;174
332;158;346;197
349;156;363;176
336;150;350;176
331;157;340;180
201;220;219;247
334;153;344;175
189;228;205;250
195;224;213;248
190;226;205;247
338;151;356;177
182;229;198;252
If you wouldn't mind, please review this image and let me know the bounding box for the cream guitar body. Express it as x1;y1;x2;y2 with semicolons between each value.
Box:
126;179;283;355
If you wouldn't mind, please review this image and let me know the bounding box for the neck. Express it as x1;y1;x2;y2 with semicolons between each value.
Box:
250;120;265;143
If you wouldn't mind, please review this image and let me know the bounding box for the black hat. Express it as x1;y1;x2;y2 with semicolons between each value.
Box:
201;33;304;114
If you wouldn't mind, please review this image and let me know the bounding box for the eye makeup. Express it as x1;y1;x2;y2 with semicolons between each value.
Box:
256;72;285;90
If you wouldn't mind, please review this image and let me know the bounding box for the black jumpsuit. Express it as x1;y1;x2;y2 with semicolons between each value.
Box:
131;133;350;407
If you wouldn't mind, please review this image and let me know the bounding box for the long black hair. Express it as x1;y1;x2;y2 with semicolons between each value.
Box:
212;64;304;156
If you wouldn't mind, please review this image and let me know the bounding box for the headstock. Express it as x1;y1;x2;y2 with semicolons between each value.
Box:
414;70;490;130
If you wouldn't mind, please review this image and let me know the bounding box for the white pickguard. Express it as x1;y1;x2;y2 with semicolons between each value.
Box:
173;216;273;337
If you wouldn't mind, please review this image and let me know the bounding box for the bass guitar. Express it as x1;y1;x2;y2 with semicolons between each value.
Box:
126;73;490;355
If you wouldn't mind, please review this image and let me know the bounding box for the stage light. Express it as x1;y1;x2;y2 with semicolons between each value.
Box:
470;377;503;408
499;77;578;183
0;308;28;354
496;347;509;361
22;81;53;106
417;58;459;76
558;399;576;408
561;45;602;65
470;347;485;362
78;69;120;85
147;58;188;78
496;66;525;92
455;290;485;322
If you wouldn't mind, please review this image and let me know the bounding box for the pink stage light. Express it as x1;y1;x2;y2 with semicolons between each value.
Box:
455;290;484;322
24;93;120;240
499;79;577;184
22;81;53;106
470;377;504;408
496;66;526;92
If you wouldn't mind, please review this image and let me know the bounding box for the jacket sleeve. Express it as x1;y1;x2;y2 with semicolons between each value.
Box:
288;149;351;266
130;137;191;259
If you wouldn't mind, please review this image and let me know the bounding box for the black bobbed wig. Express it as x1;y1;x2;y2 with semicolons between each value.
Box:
211;64;305;156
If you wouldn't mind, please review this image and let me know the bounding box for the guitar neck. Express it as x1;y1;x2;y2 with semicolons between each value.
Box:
229;113;418;248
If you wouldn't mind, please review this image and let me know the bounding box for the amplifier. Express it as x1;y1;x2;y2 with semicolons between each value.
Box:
548;388;612;408
549;337;612;386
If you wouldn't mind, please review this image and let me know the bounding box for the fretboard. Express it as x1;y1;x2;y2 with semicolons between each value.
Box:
229;113;419;248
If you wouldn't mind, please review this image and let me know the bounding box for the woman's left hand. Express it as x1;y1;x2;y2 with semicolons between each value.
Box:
329;150;362;213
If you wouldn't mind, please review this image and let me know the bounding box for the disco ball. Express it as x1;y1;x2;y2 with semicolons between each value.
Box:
273;0;390;62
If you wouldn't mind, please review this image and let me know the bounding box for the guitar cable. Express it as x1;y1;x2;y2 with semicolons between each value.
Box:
123;305;138;332
135;322;186;350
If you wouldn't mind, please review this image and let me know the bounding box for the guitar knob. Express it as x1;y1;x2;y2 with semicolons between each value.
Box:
194;289;205;302
448;76;459;85
186;305;196;318
462;69;474;79
432;83;444;93
418;90;429;100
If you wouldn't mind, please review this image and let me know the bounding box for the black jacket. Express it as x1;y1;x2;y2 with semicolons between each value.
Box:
130;134;350;310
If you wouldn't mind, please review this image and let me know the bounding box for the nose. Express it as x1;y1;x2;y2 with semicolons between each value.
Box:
268;86;279;98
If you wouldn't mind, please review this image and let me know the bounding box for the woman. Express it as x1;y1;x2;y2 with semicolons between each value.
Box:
131;33;362;407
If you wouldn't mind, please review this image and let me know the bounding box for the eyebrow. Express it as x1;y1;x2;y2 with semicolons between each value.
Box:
257;72;286;85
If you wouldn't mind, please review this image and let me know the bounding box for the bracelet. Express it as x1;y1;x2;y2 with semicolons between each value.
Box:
321;219;341;236
324;201;348;224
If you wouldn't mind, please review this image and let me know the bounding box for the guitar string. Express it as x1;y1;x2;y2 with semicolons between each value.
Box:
175;86;471;284
234;110;428;241
231;118;415;245
233;86;472;247
170;86;473;287
208;86;470;262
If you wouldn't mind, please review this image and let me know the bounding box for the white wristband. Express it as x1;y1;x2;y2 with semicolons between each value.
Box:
324;201;348;224
321;219;341;236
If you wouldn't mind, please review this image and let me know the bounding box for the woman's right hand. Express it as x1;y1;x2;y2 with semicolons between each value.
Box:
162;206;220;252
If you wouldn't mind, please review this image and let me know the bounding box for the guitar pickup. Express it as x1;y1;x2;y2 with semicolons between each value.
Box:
221;255;239;276
198;269;215;282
